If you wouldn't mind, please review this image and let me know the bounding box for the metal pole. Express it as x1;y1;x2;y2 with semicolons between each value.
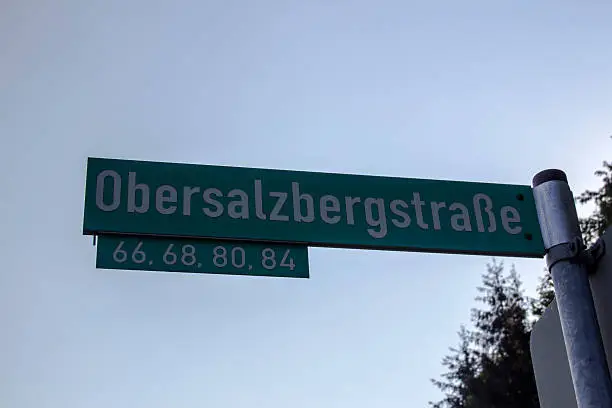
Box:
533;169;612;408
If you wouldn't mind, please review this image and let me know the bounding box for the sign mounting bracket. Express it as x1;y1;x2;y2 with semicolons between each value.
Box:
545;237;606;273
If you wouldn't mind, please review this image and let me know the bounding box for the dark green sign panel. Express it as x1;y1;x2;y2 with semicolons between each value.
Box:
96;235;309;278
83;157;545;257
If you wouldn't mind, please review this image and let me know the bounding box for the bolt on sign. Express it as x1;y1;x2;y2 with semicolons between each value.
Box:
83;157;544;258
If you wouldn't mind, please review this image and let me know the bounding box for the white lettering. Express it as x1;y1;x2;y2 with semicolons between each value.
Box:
501;206;522;234
91;171;513;240
254;180;266;220
320;195;341;224
345;196;361;225
449;203;472;232
364;198;387;238
95;170;121;212
227;189;249;219
269;192;289;221
155;185;177;214
411;192;429;229
390;199;411;228
127;172;149;214
292;182;314;222
473;193;496;232
202;188;223;217
182;186;200;216
430;201;446;230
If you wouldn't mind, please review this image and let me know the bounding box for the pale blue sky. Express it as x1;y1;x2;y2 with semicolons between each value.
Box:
2;1;612;407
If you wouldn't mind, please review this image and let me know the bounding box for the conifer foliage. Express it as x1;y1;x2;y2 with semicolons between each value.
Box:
578;139;612;245
429;262;539;408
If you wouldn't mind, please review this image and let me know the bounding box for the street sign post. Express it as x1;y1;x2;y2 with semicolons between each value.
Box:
83;157;544;257
96;235;309;278
532;171;612;408
531;227;612;408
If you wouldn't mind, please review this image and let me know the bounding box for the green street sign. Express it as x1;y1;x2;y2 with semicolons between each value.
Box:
83;157;545;258
96;235;310;278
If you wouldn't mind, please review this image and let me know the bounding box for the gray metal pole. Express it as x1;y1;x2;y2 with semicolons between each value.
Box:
533;169;612;408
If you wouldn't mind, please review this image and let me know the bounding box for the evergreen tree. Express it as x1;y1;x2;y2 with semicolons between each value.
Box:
430;262;538;408
430;326;479;408
578;142;612;244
